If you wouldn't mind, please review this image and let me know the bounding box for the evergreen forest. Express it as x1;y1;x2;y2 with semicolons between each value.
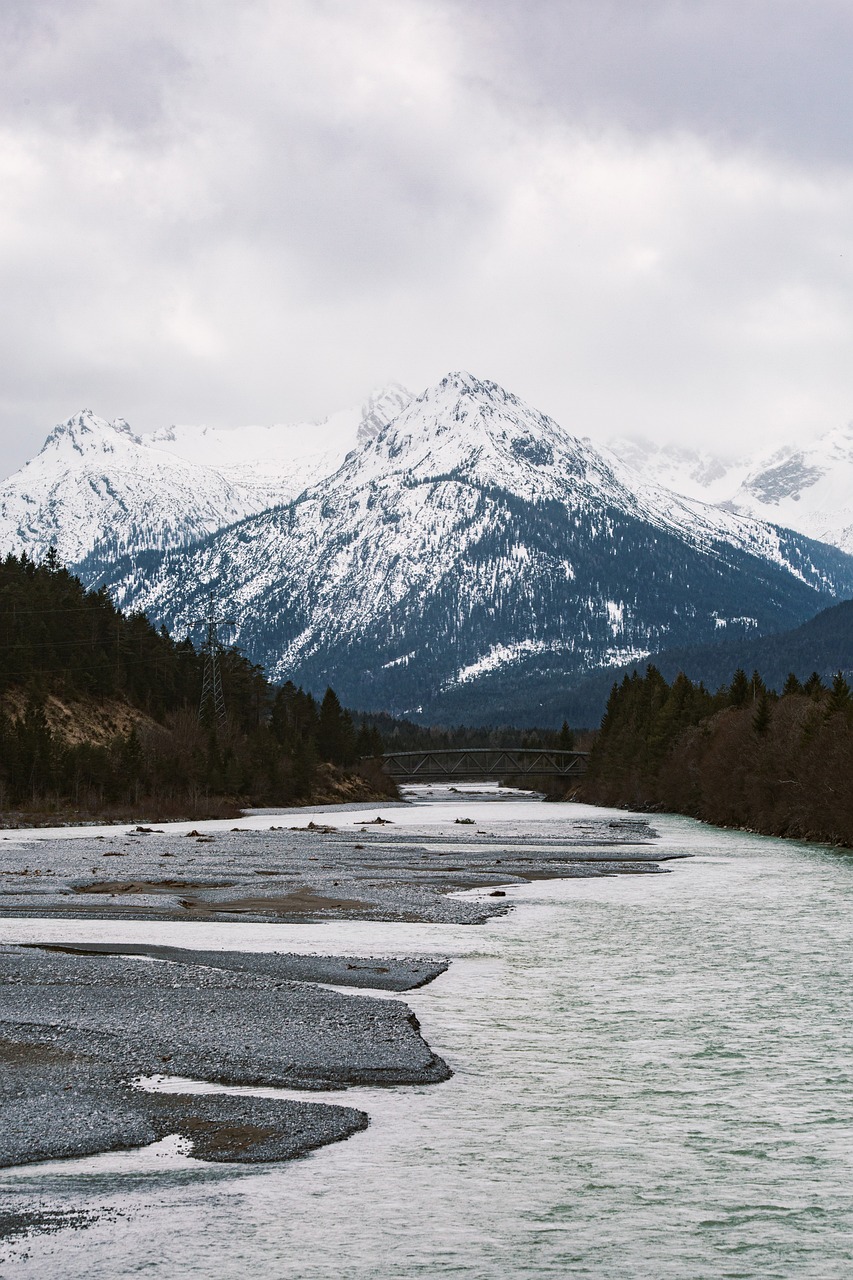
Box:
0;553;389;821
582;665;853;846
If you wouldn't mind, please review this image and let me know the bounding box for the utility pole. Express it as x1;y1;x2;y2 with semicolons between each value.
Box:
198;593;233;729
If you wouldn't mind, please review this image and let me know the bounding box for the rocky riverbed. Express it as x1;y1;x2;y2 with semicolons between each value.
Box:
0;811;674;925
0;799;682;1248
0;945;449;1170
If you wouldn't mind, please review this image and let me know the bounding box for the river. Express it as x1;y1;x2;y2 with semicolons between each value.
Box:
2;786;853;1278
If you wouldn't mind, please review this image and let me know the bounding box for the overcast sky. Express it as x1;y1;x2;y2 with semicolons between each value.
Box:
2;0;853;478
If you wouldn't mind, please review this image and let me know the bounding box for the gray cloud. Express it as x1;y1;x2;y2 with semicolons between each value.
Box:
471;0;853;164
1;0;853;479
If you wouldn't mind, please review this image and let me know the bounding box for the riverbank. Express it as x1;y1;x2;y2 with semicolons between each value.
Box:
1;945;449;1172
0;795;674;1161
0;789;680;1249
0;804;675;925
0;761;399;829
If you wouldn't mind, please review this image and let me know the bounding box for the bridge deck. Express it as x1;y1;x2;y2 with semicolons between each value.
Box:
381;747;588;782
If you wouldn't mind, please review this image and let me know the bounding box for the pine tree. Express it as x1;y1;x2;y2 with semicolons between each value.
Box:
729;668;750;708
803;671;826;700
826;672;851;717
317;687;346;763
752;690;771;736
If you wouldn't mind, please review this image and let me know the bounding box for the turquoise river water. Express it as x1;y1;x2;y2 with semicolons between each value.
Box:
2;789;853;1278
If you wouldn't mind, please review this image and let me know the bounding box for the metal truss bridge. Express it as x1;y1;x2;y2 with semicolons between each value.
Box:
381;747;589;783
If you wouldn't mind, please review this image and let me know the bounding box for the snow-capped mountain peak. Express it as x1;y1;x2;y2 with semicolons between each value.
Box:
96;371;853;726
0;410;257;567
356;383;412;445
0;385;415;570
37;409;142;461
354;370;605;502
604;421;853;556
722;423;853;553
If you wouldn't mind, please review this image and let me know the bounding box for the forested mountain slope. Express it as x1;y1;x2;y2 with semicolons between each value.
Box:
556;597;853;728
0;554;386;819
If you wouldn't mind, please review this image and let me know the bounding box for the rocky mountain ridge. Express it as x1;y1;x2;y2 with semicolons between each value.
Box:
91;372;853;721
4;374;853;724
609;422;853;554
0;389;411;566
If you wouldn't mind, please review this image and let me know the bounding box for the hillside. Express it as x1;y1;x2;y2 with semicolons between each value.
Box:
580;665;853;847
0;554;389;822
556;596;853;728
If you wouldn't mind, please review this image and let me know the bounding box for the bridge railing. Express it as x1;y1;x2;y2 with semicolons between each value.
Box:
380;747;589;781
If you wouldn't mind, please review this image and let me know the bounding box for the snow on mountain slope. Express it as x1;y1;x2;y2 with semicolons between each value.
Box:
0;410;260;565
103;372;853;718
725;424;853;554
0;386;412;569
150;384;411;511
603;435;745;504
605;422;853;556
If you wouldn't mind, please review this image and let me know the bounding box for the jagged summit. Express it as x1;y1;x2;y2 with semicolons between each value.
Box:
348;370;606;506
0;384;414;569
38;409;141;459
356;383;412;444
0;409;257;566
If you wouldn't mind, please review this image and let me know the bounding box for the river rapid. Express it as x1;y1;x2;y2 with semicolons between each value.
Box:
2;786;853;1278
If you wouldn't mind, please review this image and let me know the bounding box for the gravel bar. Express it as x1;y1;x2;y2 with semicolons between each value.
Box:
0;807;681;1230
0;943;447;1171
0;814;677;924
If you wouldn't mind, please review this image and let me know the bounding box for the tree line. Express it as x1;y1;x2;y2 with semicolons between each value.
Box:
581;664;853;846
0;553;388;819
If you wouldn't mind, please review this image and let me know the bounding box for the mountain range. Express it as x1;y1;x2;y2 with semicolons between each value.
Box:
611;423;853;554
0;387;411;566
2;372;852;725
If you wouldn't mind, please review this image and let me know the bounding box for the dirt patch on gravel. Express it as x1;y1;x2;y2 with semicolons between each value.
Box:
183;887;373;916
74;880;233;895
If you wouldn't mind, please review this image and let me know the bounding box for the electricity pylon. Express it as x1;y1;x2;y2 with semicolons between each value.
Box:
198;593;233;729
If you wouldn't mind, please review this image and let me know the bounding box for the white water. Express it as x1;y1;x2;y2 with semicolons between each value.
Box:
3;789;853;1278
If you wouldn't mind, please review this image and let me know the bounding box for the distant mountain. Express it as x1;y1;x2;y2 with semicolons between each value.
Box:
725;425;853;554
92;372;853;722
601;435;743;505
606;422;853;555
0;410;257;566
149;384;411;512
0;388;411;568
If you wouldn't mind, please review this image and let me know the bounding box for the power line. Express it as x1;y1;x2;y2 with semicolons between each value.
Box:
0;605;121;616
198;593;234;729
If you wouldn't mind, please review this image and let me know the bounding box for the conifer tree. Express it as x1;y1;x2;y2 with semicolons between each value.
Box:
750;670;766;702
803;672;826;699
752;690;771;735
826;671;851;716
729;668;750;707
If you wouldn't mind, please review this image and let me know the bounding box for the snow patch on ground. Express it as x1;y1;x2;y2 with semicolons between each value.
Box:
451;640;560;686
